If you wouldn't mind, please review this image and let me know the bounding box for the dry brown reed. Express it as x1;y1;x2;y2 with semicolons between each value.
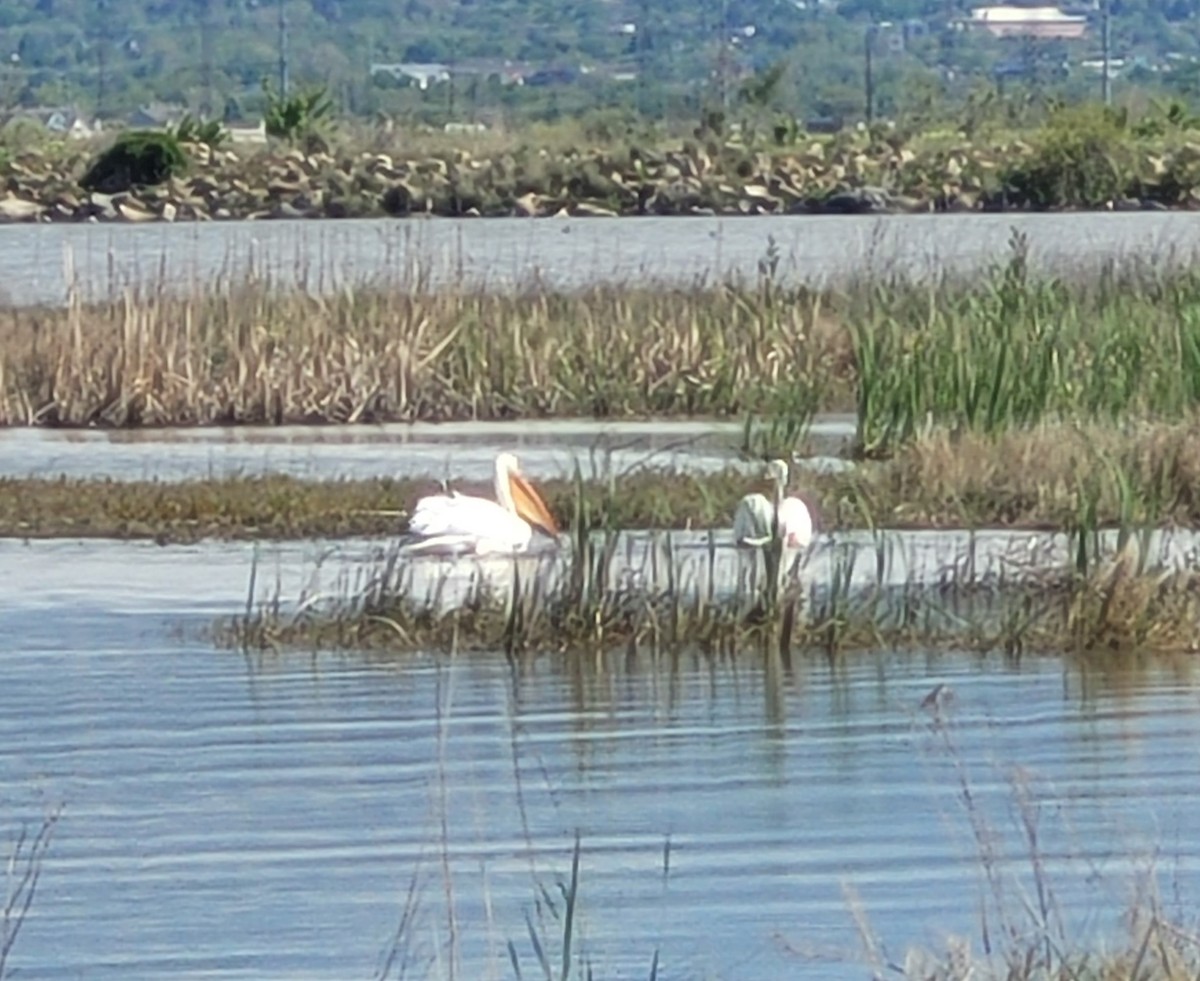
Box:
846;420;1200;529
0;281;850;427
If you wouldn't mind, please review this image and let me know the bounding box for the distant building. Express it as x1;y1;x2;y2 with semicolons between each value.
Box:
19;107;99;139
369;63;451;89
967;5;1088;39
227;120;268;144
1080;56;1125;76
128;103;187;128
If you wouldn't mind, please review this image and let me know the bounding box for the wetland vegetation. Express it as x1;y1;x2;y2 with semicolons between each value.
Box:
5;233;1200;442
221;441;1200;661
243;508;1200;659
10;100;1200;981
6;420;1200;541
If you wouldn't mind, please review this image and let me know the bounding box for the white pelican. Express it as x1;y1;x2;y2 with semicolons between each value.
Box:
733;458;815;549
405;452;561;554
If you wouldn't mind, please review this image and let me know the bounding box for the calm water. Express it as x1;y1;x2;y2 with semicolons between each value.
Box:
4;536;1200;979
2;212;1199;307
0;418;856;482
5;211;1200;977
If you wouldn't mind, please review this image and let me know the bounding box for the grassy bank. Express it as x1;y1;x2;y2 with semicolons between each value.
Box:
854;234;1200;453
8;249;1200;448
3;422;1197;541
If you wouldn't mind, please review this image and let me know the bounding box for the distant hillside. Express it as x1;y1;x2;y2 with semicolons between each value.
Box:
1;0;1199;124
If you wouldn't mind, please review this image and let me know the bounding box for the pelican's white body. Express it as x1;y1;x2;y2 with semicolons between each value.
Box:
732;460;814;549
407;492;536;554
405;453;550;555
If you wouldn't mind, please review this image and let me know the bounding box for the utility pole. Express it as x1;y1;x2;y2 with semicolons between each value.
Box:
717;0;730;112
1100;0;1111;104
636;0;647;117
94;0;109;118
200;0;214;116
864;22;890;124
277;0;289;97
864;24;874;123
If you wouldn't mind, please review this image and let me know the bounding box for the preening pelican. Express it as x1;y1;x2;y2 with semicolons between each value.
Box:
405;452;561;554
733;458;814;549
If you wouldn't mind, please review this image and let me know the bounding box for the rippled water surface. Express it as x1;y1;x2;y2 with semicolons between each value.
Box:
0;418;856;482
4;537;1200;979
2;212;1199;306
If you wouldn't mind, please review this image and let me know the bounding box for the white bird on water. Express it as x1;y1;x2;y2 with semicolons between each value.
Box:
404;452;561;555
733;458;814;549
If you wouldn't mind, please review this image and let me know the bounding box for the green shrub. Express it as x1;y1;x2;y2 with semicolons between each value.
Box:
170;113;228;150
1000;104;1136;209
80;130;187;193
262;80;333;149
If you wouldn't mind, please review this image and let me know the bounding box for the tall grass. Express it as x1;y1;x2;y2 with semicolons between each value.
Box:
852;233;1200;454
0;279;846;427
9;243;1200;456
1;806;61;981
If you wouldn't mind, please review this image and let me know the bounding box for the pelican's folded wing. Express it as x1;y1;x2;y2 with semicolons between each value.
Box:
409;493;532;548
733;492;774;545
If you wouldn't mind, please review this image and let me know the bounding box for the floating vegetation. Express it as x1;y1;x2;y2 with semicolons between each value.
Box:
0;474;411;542
219;516;1200;660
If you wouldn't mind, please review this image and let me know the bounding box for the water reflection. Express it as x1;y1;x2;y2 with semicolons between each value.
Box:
4;540;1200;978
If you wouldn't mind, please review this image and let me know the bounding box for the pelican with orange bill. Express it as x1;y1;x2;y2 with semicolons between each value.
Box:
404;452;561;555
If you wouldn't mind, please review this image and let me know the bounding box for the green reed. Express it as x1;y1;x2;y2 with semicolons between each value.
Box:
851;233;1200;455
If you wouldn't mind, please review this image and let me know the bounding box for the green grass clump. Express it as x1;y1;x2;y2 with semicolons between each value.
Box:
852;234;1200;455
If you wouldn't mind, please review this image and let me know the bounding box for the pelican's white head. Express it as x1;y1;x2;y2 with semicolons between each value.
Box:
493;452;560;538
495;452;520;481
765;458;790;488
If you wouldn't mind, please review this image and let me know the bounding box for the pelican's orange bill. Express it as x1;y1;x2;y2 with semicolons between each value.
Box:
509;472;560;537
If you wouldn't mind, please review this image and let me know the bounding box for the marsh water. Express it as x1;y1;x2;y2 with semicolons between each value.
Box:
0;417;856;482
3;211;1200;306
5;216;1200;978
5;536;1200;980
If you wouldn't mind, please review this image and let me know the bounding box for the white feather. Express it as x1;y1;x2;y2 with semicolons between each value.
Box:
406;492;533;554
404;452;556;555
732;460;814;549
733;493;775;546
